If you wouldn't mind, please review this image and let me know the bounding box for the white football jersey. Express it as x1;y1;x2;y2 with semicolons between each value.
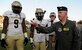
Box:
3;11;26;36
31;19;48;42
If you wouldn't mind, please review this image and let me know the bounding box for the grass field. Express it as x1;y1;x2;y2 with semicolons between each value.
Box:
0;29;33;50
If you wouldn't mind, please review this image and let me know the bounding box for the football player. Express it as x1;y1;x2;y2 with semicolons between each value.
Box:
0;1;28;50
46;12;57;50
30;8;47;50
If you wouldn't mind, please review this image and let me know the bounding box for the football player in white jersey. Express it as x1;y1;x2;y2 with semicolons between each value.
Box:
46;12;57;50
30;8;47;50
0;1;28;50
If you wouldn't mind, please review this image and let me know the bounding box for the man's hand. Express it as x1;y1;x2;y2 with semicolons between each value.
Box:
1;39;8;48
24;38;28;46
31;20;41;28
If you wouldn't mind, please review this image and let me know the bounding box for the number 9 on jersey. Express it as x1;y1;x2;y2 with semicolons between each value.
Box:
14;19;19;28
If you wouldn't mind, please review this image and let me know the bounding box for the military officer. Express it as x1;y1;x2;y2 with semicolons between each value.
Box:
34;6;79;50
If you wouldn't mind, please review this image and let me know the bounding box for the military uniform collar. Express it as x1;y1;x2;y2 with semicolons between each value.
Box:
59;19;69;26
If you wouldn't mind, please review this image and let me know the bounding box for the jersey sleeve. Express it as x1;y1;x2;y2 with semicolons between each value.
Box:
3;11;10;17
2;11;11;34
44;19;49;27
21;13;26;19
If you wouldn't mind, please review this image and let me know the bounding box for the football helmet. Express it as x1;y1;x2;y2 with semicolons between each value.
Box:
11;1;22;14
49;12;56;18
35;8;46;21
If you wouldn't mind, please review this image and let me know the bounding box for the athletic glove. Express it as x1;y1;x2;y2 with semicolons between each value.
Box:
1;33;7;48
24;33;28;46
24;38;28;46
30;43;35;49
30;38;35;48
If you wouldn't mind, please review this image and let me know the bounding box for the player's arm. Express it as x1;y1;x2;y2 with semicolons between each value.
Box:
30;20;36;48
22;18;28;46
22;18;27;33
1;16;8;48
30;23;34;43
30;20;35;38
1;16;9;39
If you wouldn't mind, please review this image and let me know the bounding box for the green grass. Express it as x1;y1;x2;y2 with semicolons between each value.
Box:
0;29;33;50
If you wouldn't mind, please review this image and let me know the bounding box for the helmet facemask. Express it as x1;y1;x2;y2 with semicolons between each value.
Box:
35;8;46;21
35;12;44;21
12;6;22;14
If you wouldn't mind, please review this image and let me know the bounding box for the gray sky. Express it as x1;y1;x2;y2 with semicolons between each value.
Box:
0;0;82;22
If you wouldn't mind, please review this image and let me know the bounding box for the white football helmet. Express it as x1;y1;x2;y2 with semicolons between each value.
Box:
12;1;22;7
11;1;22;14
35;8;43;13
35;8;46;21
50;12;56;16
